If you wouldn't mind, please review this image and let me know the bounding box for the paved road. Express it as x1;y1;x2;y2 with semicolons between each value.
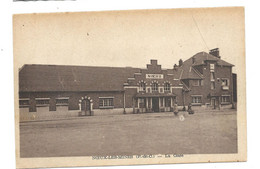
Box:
20;110;237;158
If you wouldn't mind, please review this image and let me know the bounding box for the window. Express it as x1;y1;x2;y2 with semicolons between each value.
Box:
159;88;164;93
36;98;50;107
139;82;146;92
193;80;200;86
192;80;203;86
160;98;163;107
164;83;170;91
192;96;202;104
200;79;204;86
139;98;145;108
99;97;114;108
152;83;158;92
221;96;230;103
19;98;29;108
210;64;215;70
211;82;215;89
210;72;215;80
165;97;171;107
56;97;69;106
221;79;229;86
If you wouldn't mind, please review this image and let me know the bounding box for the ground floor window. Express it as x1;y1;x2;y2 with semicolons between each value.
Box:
221;95;231;103
56;97;69;106
139;98;145;108
159;98;164;107
192;96;202;104
165;97;171;107
36;98;50;107
99;97;114;108
19;98;29;108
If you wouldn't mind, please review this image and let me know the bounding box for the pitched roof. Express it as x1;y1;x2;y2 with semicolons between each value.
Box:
192;52;234;66
19;64;140;92
178;51;233;80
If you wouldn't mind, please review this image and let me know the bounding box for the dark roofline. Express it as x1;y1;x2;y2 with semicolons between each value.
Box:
20;64;140;71
19;90;125;93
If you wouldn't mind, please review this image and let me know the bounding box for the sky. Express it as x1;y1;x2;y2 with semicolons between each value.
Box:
13;7;245;72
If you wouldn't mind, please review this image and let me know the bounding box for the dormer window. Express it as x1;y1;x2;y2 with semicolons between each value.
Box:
152;83;158;92
139;82;146;92
164;83;170;91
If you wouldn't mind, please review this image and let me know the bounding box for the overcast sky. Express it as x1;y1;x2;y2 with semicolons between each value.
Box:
13;7;244;73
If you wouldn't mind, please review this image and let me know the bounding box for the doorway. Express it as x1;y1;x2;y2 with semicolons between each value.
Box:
211;97;216;109
152;97;159;112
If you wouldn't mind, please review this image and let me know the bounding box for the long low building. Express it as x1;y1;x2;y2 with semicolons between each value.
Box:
19;48;236;114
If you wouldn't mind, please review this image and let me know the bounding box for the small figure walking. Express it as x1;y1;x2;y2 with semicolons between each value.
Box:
173;102;178;116
187;103;194;114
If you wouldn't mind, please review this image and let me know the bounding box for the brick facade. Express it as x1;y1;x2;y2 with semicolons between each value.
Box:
19;48;236;113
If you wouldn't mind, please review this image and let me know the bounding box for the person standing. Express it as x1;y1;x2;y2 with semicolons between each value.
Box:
173;102;178;116
187;103;193;114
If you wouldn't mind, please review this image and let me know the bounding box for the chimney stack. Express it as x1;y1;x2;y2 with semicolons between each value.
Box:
150;59;158;65
173;64;178;70
209;48;220;58
179;59;183;67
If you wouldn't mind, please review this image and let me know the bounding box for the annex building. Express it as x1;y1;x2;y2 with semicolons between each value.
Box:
19;48;236;115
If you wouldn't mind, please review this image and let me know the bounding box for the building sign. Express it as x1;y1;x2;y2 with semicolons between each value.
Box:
146;74;164;79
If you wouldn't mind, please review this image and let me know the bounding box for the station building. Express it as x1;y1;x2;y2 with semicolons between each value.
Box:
19;48;236;114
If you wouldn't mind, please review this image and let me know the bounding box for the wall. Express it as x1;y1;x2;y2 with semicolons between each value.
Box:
19;91;125;112
184;61;233;106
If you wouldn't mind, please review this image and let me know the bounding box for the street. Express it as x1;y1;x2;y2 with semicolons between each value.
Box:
20;110;237;158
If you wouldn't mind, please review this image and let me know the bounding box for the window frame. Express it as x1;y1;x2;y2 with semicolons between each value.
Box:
192;80;200;86
139;82;146;92
35;98;50;107
210;63;215;70
210;72;215;81
151;83;158;92
164;83;171;91
211;81;216;90
99;97;114;109
19;98;30;108
56;97;69;106
191;95;202;105
139;98;145;108
221;95;231;103
221;78;229;87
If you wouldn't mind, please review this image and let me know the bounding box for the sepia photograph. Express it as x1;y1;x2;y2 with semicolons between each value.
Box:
13;7;246;168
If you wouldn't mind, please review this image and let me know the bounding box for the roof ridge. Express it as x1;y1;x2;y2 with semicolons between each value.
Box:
22;64;141;69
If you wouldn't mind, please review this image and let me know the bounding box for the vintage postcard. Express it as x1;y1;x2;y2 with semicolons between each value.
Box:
13;7;246;168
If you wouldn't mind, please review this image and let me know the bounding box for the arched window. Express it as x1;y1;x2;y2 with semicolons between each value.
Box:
152;83;158;92
164;83;170;92
139;82;146;91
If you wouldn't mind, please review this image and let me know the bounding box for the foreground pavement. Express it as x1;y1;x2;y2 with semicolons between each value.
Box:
19;109;237;158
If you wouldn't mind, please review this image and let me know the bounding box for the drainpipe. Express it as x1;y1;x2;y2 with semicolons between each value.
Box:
123;91;126;114
182;89;186;111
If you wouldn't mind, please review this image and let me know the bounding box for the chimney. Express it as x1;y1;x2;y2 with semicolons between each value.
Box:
150;59;158;65
179;59;183;67
209;48;220;58
173;64;178;70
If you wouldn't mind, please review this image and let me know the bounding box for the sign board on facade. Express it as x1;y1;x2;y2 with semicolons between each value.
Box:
146;74;164;79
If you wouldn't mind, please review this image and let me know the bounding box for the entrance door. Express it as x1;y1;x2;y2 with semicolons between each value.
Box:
152;97;159;112
211;98;216;109
81;99;91;116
